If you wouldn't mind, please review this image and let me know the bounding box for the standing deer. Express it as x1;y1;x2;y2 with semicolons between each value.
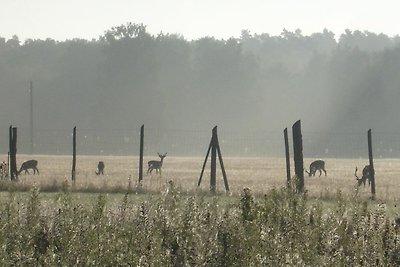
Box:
96;161;105;175
355;165;373;187
18;160;39;175
305;160;326;177
147;153;167;175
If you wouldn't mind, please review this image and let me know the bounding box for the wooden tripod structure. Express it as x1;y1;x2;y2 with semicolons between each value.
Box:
198;126;229;193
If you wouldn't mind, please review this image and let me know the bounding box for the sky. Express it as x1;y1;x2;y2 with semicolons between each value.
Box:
1;0;399;41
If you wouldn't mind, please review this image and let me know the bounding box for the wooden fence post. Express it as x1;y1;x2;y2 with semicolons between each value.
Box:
138;125;144;183
71;126;76;184
7;152;10;178
210;128;217;193
12;127;18;180
29;81;34;155
284;128;291;189
368;129;376;198
9;126;18;181
8;125;14;181
9;126;13;180
292;120;304;193
198;126;229;193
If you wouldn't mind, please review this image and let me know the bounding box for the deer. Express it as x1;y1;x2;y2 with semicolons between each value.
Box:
305;160;326;177
147;152;167;175
355;165;373;187
95;161;105;175
18;159;39;175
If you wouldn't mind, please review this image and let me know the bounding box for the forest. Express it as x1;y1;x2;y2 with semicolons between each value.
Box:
1;23;400;156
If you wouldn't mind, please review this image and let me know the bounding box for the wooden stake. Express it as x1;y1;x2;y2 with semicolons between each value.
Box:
210;127;217;193
29;81;34;154
72;126;76;183
139;125;144;183
368;129;376;198
292;120;304;193
9;126;18;180
198;139;212;187
284;128;291;189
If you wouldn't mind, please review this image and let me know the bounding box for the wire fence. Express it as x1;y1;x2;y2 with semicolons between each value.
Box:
1;126;400;158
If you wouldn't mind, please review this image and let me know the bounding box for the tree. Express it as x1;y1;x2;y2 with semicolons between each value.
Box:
6;35;20;48
101;22;149;42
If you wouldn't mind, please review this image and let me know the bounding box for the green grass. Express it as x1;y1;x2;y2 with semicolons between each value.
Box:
0;184;400;266
2;155;400;265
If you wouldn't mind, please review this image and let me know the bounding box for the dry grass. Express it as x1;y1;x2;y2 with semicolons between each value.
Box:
2;154;400;200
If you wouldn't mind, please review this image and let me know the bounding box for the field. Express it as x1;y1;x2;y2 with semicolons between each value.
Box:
3;154;400;200
1;155;400;265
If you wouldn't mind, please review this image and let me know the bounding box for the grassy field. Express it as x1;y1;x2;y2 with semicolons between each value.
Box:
2;154;400;200
1;154;400;266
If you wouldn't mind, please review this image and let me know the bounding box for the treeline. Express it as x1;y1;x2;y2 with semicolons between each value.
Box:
1;23;400;156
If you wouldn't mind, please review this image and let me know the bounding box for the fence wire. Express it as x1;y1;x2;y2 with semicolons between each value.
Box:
1;126;400;158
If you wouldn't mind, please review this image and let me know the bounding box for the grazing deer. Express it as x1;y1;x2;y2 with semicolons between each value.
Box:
305;160;326;177
18;160;39;175
355;165;373;187
96;161;105;175
147;153;167;175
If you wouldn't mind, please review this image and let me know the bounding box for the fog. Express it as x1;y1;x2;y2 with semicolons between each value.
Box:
1;25;400;157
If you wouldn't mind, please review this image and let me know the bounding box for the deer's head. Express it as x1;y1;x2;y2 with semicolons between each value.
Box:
304;169;312;177
158;152;167;160
355;165;373;187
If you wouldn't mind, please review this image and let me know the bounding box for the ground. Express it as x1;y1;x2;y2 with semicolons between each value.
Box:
2;154;399;201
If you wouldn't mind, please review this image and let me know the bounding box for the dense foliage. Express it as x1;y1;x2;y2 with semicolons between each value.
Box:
1;24;400;156
0;185;399;266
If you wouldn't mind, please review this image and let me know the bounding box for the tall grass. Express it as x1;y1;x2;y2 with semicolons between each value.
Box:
0;184;399;266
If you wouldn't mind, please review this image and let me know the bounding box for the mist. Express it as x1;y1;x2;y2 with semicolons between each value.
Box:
1;24;400;157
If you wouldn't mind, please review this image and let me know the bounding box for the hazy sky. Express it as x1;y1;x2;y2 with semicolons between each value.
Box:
1;0;399;41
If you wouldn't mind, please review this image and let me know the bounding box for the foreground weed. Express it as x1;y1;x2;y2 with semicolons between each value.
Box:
0;186;400;266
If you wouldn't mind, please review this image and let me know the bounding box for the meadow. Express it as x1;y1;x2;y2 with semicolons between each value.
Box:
2;154;400;200
1;155;400;266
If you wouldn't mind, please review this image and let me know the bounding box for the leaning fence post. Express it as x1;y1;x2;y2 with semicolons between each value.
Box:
71;126;76;184
216;138;229;192
284;128;291;189
368;129;376;198
292;120;304;193
138;125;144;184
